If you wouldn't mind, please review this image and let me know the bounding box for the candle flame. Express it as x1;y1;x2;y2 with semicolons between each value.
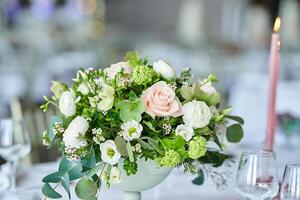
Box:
273;17;281;33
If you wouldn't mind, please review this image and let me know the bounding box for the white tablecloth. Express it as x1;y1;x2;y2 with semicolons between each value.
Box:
15;145;300;200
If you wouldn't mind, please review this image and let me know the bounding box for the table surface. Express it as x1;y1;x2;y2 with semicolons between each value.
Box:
17;144;300;200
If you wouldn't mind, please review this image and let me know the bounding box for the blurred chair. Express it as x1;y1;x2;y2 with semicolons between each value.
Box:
23;101;60;163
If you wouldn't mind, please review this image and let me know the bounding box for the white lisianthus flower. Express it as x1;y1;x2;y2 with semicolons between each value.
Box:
110;167;121;184
59;90;78;118
89;82;115;111
153;60;176;79
120;120;143;141
77;82;89;95
97;83;115;111
63;116;89;148
100;140;121;165
199;79;217;95
182;100;212;129
175;124;194;141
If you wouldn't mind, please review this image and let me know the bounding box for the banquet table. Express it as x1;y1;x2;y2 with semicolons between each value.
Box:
15;144;300;200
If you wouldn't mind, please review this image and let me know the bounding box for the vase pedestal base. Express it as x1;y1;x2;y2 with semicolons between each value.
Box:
123;191;141;200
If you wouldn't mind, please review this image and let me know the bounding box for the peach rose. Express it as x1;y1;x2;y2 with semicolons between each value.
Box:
104;62;133;79
142;81;182;118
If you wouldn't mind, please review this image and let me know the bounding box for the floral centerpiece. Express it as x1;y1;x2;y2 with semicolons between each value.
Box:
41;52;244;199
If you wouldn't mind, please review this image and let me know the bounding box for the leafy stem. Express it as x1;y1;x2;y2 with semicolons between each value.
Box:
95;163;107;198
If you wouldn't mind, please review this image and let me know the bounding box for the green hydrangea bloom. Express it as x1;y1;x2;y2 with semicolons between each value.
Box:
160;149;181;167
132;65;154;85
188;136;207;159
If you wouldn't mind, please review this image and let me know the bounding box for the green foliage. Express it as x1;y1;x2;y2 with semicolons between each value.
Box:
123;158;138;175
86;163;103;178
225;115;245;125
42;183;62;199
143;121;160;134
116;95;145;123
126;142;134;162
162;136;186;150
226;124;244;143
59;158;83;181
141;136;163;155
180;67;192;82
45;116;63;149
192;169;205;185
115;136;128;157
198;151;232;167
75;178;98;200
42;157;84;199
81;148;97;169
125;51;143;67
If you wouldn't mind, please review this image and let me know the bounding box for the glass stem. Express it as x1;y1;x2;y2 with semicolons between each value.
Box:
10;159;18;191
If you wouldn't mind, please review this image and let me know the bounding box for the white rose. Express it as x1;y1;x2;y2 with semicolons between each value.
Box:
110;167;121;184
100;140;121;165
59;90;77;117
175;124;194;141
182;100;212;128
200;80;217;95
63;116;89;148
120;120;143;141
153;60;176;79
77;82;89;95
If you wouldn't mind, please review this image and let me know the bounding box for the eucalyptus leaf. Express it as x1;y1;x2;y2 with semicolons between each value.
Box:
47;116;63;148
42;183;62;199
42;171;64;183
225;115;244;125
115;136;128;156
86;163;104;178
42;171;71;199
226;124;244;143
135;138;153;150
59;158;83;181
60;173;71;199
141;137;163;154
192;169;205;185
75;178;97;200
126;142;134;162
81;148;96;169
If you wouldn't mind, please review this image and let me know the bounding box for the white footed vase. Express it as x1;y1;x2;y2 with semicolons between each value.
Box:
114;159;172;200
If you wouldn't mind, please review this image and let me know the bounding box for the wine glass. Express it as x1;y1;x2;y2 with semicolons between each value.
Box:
236;150;279;200
0;119;31;192
280;164;300;200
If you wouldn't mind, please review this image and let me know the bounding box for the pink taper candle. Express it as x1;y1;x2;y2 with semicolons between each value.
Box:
265;17;281;151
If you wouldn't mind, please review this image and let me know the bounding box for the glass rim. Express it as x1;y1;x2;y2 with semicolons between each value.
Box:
241;150;276;158
285;164;300;169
